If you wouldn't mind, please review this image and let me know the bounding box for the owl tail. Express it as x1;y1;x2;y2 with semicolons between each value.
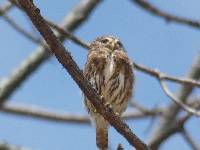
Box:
96;119;108;150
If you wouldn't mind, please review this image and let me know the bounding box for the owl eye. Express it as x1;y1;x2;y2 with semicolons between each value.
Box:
116;41;123;48
101;38;109;44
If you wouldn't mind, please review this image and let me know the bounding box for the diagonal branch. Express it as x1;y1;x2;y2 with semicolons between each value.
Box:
0;0;199;106
131;0;200;29
149;53;200;149
1;13;41;43
0;0;102;104
0;1;13;16
1;2;90;48
147;100;200;150
0;1;40;43
17;0;151;149
47;21;90;49
182;128;200;150
159;79;200;116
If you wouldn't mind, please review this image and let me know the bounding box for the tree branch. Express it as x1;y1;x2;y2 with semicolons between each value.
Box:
149;53;200;149
133;62;200;87
0;141;30;150
17;0;150;149
159;79;200;116
131;0;200;29
181;128;200;150
0;0;102;104
47;21;90;49
0;103;161;124
0;1;13;16
1;13;41;43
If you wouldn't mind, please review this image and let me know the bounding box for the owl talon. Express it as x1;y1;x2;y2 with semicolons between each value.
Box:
115;112;119;116
100;95;104;100
105;102;111;108
84;36;134;150
105;102;113;113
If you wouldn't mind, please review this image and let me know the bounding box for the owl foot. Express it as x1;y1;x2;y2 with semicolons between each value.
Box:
104;102;113;113
105;102;112;109
115;112;120;116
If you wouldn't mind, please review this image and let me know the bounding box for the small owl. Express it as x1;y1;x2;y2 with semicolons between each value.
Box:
84;36;134;150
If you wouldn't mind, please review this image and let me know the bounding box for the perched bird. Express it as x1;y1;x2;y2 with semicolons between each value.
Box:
84;36;134;150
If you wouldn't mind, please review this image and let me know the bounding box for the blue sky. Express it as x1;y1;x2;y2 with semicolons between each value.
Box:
0;0;200;149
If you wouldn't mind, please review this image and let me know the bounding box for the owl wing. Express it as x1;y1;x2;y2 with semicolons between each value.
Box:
84;48;108;94
83;48;108;113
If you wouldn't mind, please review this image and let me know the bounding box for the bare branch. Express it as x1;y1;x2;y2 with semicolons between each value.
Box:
147;100;200;150
131;0;200;29
1;1;90;48
17;0;151;149
1;103;90;124
0;103;161;124
0;0;102;104
130;101;163;116
0;1;40;43
159;80;200;116
47;21;90;49
1;14;41;43
0;1;13;16
133;62;200;87
149;53;200;149
0;141;30;150
182;129;200;150
132;62;200;116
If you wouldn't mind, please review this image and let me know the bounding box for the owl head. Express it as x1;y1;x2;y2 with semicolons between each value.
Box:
90;35;125;51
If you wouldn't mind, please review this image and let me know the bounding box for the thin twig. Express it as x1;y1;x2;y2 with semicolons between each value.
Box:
1;2;90;48
133;62;200;87
0;103;160;124
0;1;13;16
18;1;151;149
1;103;90;124
131;0;200;29
0;141;30;150
147;103;200;150
1;0;199;108
0;4;41;43
132;61;200;116
0;0;102;104
47;20;90;49
0;2;39;44
181;128;200;150
130;101;162;116
159;80;200;116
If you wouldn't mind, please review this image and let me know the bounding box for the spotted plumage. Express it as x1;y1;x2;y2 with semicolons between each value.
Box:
84;36;134;150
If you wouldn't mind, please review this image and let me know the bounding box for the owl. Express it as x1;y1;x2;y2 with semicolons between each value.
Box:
84;36;134;150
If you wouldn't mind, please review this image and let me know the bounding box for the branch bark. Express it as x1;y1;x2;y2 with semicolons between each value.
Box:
0;0;102;105
0;142;30;150
0;1;13;16
0;103;161;124
17;0;151;149
149;53;200;149
182;129;200;150
131;0;200;29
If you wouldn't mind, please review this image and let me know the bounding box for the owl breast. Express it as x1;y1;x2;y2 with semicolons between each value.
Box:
102;53;129;114
84;49;133;116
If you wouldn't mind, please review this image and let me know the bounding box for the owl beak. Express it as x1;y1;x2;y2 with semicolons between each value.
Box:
110;41;116;51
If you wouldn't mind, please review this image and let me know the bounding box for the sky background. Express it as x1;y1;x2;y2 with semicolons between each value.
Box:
0;0;200;149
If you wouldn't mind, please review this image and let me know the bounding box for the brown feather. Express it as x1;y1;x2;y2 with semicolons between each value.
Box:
84;36;134;150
